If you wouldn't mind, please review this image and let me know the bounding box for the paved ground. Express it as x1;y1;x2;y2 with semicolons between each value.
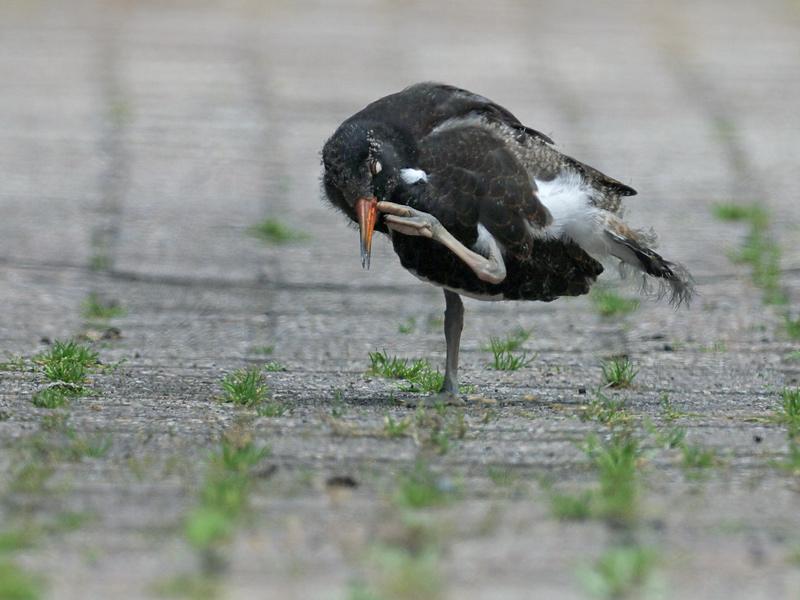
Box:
1;0;799;598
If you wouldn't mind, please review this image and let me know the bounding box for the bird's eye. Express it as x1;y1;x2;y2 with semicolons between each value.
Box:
369;160;382;176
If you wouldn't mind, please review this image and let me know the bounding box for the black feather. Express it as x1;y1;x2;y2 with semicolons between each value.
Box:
606;231;694;306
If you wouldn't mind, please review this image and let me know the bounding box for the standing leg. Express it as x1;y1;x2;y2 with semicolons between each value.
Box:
441;290;464;396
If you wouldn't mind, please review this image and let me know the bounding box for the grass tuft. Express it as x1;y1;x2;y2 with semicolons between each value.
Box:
256;401;289;418
33;340;99;400
579;390;632;427
250;218;308;244
383;414;412;438
81;293;126;320
413;406;467;455
0;355;29;372
712;203;767;224
330;389;346;418
185;433;269;552
699;341;727;353
600;357;638;389
713;202;786;305
590;288;640;318
486;329;533;371
651;424;687;450
68;433;112;460
659;393;683;422
368;351;444;393
0;561;42;600
647;416;720;477
784;315;800;340
37;340;98;383
774;441;800;474
656;393;701;423
346;582;383;600
775;387;800;436
185;507;235;552
680;443;718;473
786;316;800;340
487;466;517;488
550;490;594;521
0;529;36;555
578;545;657;599
89;253;111;272
398;317;416;334
590;433;641;524
489;328;530;352
219;368;268;407
31;388;70;409
394;461;455;509
367;546;443;600
43;361;88;387
548;432;641;525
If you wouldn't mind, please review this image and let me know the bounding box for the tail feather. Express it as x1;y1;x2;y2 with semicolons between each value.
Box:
604;229;694;306
531;171;694;306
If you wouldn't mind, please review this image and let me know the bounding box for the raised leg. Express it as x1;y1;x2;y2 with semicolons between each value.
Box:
441;290;463;396
377;201;507;284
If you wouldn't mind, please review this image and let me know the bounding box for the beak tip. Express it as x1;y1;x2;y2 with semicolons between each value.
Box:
360;244;371;270
356;196;378;271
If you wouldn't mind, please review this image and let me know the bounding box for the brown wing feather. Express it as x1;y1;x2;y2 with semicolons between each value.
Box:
418;123;550;259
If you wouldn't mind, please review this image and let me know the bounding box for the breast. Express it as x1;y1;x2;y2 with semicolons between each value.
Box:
389;232;603;302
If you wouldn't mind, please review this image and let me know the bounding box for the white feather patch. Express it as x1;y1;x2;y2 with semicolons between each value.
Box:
472;223;505;257
533;172;611;258
400;168;428;184
429;114;490;136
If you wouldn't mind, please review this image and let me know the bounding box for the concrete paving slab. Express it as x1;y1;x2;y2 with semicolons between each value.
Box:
1;1;799;599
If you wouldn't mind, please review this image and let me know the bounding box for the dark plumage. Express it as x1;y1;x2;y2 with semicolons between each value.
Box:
322;82;693;401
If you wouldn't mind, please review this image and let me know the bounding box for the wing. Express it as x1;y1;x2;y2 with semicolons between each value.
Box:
417;121;550;259
352;82;637;201
402;83;637;198
417;82;557;146
352;82;554;146
559;155;637;199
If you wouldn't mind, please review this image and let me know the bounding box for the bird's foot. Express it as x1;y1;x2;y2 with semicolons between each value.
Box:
377;201;506;285
377;201;440;238
397;390;466;408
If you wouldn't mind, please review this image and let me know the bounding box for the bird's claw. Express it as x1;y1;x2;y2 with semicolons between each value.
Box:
376;201;412;217
377;202;440;238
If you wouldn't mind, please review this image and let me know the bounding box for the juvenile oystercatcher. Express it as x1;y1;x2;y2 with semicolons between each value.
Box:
322;83;692;403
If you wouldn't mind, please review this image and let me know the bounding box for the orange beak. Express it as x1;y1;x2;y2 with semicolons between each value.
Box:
355;197;378;269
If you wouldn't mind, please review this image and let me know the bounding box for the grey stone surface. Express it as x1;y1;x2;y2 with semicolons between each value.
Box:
1;0;799;599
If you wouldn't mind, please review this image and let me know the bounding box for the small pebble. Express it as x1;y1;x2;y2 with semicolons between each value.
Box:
326;475;358;488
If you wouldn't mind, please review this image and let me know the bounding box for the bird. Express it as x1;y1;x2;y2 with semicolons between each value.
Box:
321;82;692;404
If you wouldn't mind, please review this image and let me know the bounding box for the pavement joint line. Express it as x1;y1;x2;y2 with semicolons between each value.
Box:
5;257;800;290
1;2;798;597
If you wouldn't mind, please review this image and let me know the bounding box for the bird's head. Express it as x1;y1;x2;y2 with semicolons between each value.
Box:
322;121;415;268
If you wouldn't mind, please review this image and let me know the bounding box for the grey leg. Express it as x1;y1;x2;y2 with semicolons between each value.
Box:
441;290;464;396
395;290;466;407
